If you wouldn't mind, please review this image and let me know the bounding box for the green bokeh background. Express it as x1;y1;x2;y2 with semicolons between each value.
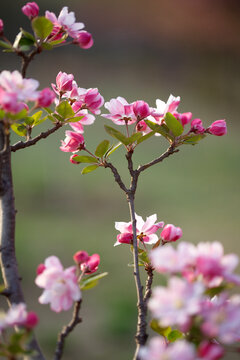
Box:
0;0;240;359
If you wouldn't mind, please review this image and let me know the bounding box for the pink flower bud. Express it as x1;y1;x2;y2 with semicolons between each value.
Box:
208;120;227;136
191;118;205;134
0;19;4;34
117;233;133;245
161;224;182;242
36;263;46;275
70;154;79;164
198;341;224;360
133;100;151;120
74;31;94;49
25;311;39;329
73;250;89;264
177;112;192;126
84;88;104;114
81;254;100;274
60;131;85;153
37;88;55;107
52;71;74;94
22;2;39;19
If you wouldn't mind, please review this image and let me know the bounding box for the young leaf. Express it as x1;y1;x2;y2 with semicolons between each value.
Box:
145;120;173;140
32;17;53;39
165;112;183;137
127;132;142;144
104;125;129;145
43;107;53;114
73;155;98;163
41;43;53;51
11;124;27;137
20;28;35;42
167;330;183;342
81;164;99;174
150;319;171;337
56;100;74;119
183;134;206;145
105;142;122;157
8;108;28;121
80;272;108;290
24;117;35;126
95;140;110;157
0;110;5;119
0;40;12;49
65;115;84;123
137;130;155;144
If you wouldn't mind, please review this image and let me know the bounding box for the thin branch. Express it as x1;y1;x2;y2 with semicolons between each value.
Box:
137;144;179;174
54;300;82;360
143;265;154;305
18;47;42;78
11;123;63;152
103;161;128;193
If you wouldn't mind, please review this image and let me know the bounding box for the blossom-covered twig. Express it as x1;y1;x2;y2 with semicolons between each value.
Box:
54;300;82;360
11;123;63;152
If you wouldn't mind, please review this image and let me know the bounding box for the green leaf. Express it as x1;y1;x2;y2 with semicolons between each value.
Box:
73;155;98;164
95;140;110;157
167;330;183;342
19;37;35;48
138;250;149;264
165;112;184;137
150;319;171;337
0;110;5;119
205;285;226;298
24;117;35;126
183;134;206;145
105;142;122;157
56;100;74;119
53;114;64;122
0;40;12;49
104;125;129;145
47;115;56;122
145;120;173;140
20;28;36;42
65;115;84;123
127;132;142;144
32;111;42;122
81;164;99;175
80;272;108;290
32;17;53;40
11;124;27;137
41;42;53;50
43;107;53;114
137;130;155;144
8;108;28;121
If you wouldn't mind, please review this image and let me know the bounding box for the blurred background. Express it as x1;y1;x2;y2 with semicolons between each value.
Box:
0;0;240;359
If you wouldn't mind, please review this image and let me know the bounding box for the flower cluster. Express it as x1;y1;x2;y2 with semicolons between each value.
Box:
73;250;100;274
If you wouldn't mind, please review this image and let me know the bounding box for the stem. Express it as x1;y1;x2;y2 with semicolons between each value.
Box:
0;122;45;360
18;47;42;78
54;300;82;360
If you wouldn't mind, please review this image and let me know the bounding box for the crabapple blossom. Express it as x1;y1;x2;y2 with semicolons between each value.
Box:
208;120;227;136
160;224;182;242
80;254;100;274
151;94;180;123
114;214;164;246
60;130;85;152
140;337;196;360
148;277;204;329
36;263;46;275
5;303;28;327
191;118;205;134
35;256;81;312
73;31;94;49
0;19;3;34
198;341;224;360
83;88;104;115
73;250;89;264
45;7;85;40
52;71;74;95
69;110;95;134
0;90;25;114
133;100;151;120
173;111;192;126
25;312;39;329
22;2;39;19
36;88;55;107
102;96;135;125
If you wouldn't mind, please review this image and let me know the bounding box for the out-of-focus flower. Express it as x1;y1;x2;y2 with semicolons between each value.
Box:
35;256;81;312
25;312;39;329
80;254;100;274
114;214;164;246
22;2;39;19
45;7;84;39
102;96;135;125
198;341;224;360
52;71;74;95
37;88;55;107
5;303;28;327
60;130;85;152
73;31;94;49
36;263;46;275
148;277;204;329
140;337;196;360
0;89;25;114
0;70;39;102
208;120;227;136
161;224;182;242
191;118;205;134
0;19;4;34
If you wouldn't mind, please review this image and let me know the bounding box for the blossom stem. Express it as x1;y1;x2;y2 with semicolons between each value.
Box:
54;300;82;360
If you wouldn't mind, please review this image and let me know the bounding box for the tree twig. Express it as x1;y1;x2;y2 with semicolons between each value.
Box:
103;161;128;193
54;300;82;360
11;123;63;152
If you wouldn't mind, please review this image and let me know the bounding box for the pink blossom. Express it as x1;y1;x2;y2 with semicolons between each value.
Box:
22;2;39;19
102;97;135;125
148;277;204;329
151;94;180;123
174;112;192;127
5;303;28;327
83;88;104;115
191;118;205;134
36;263;46;275
45;7;85;39
52;71;74;95
201;294;240;344
136;120;151;134
140;337;196;360
198;341;224;360
133;100;151;120
73;250;89;264
73;31;94;49
114;214;164;246
81;254;100;274
0;89;25;114
60;130;85;153
25;312;39;329
161;224;182;242
0;70;39;102
35;256;81;312
208;120;227;136
69;109;95;134
0;19;4;34
37;88;55;107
